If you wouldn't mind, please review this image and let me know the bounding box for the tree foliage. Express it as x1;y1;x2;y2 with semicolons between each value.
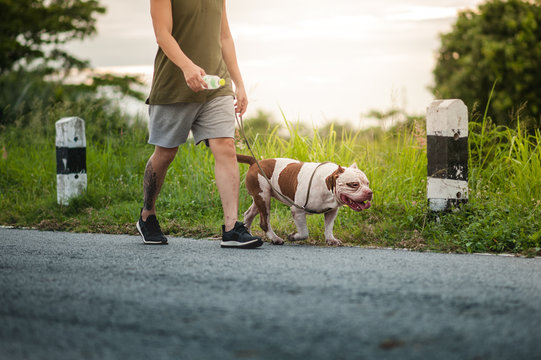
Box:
0;69;146;126
0;1;148;127
433;0;541;130
241;110;280;140
0;0;106;74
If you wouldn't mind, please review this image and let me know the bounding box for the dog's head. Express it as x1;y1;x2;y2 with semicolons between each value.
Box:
326;163;372;211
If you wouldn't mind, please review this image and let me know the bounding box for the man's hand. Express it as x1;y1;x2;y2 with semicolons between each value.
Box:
235;87;248;116
183;63;207;92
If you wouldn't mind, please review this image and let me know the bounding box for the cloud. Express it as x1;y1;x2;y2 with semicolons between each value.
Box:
385;6;459;21
66;0;486;124
231;3;471;44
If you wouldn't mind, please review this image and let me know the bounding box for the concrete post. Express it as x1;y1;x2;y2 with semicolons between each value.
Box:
56;117;87;205
426;99;468;212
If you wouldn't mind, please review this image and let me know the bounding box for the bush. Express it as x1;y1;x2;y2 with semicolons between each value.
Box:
433;0;541;131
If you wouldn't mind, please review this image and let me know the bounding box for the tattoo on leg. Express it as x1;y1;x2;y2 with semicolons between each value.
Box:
143;161;158;211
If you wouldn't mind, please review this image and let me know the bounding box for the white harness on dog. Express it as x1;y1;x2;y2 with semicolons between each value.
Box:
236;113;336;215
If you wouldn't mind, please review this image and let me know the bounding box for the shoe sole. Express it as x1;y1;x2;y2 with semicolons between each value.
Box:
136;221;168;245
221;238;263;249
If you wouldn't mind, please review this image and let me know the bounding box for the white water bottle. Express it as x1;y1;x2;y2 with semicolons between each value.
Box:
202;75;225;89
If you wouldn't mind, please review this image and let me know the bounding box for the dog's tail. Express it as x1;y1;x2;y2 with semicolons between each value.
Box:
236;154;257;165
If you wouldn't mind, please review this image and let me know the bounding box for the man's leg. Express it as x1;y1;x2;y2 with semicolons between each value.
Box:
141;145;178;219
137;145;178;244
208;138;239;231
208;137;262;248
141;145;178;220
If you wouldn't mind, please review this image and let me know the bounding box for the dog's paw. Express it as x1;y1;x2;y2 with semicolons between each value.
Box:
326;238;343;246
265;231;284;245
287;233;308;242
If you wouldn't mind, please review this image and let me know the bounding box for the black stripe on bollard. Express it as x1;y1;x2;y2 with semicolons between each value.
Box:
426;99;469;213
427;135;468;180
56;147;86;174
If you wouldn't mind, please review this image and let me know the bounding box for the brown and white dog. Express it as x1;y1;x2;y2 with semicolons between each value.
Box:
237;154;373;246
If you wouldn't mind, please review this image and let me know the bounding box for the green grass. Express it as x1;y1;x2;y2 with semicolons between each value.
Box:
0;98;540;256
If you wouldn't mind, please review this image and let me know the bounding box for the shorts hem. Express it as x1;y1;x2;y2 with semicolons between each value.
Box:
147;140;185;148
195;134;235;147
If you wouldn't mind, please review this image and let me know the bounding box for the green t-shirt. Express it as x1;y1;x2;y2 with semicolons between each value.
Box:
147;0;235;104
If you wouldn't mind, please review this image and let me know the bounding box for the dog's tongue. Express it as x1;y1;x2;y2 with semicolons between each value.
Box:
341;195;371;211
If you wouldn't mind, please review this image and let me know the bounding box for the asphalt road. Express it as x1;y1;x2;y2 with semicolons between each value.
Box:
0;228;540;360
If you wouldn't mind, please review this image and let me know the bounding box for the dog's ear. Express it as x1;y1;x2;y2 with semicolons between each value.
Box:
350;162;358;169
326;166;345;191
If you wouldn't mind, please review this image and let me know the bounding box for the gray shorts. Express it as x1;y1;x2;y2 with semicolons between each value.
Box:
148;96;235;148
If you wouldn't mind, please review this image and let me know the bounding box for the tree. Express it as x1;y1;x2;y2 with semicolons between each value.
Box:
0;0;106;74
432;0;541;130
0;1;148;126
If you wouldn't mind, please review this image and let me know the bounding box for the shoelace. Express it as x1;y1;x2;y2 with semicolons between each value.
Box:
235;223;250;233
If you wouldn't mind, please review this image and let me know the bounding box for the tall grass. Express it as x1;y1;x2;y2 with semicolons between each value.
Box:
449;114;541;254
0;97;539;254
236;111;540;255
241;116;426;206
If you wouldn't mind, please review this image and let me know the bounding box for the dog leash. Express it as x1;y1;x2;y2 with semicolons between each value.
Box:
235;112;336;215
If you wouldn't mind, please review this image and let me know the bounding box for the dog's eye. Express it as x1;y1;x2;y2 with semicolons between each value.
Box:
347;182;360;189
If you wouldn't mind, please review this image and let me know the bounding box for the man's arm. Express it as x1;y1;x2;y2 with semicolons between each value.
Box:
220;0;248;115
150;0;206;92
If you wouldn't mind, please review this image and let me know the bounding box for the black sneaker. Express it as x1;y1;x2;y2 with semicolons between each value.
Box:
221;221;263;249
136;212;168;245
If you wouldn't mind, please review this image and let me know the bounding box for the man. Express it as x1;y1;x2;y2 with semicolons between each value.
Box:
136;0;262;249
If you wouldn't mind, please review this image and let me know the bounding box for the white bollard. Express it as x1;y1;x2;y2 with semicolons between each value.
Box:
56;117;87;205
426;99;468;212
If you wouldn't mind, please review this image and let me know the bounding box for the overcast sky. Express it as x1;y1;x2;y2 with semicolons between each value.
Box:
65;0;484;126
